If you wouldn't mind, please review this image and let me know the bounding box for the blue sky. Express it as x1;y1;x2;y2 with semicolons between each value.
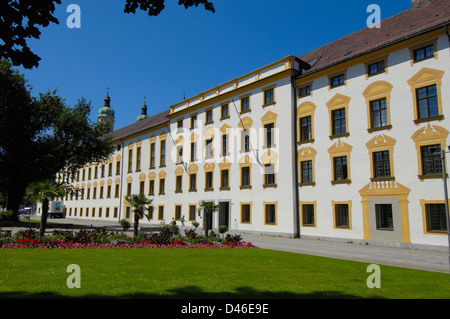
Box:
19;0;412;130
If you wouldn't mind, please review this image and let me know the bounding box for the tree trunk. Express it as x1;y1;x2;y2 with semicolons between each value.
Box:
204;209;209;238
39;198;49;237
5;186;26;222
134;213;139;237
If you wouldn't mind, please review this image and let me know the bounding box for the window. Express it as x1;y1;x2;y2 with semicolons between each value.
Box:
241;166;251;188
264;203;276;225
408;68;444;123
241;203;251;223
335;204;349;228
263;88;274;105
176;175;182;193
147;206;153;220
416;85;438;120
222;135;228;156
88;167;91;180
221;169;229;189
425;203;447;232
205;171;213;191
189;204;196;221
332;109;346;136
115;184;120;198
414;44;434;62
421;145;442;175
176;146;183;164
298;85;311;98
302;204;315;226
126;183;132;196
150;143;155;168
206;138;213;158
101;164;105;178
375;204;393;230
242;129;250;152
94;166;98;179
160;140;166;166
370;99;388;129
139;181;145;195
190;114;197;129
177;119;183;131
367;60;385;76
107;185;111;198
136;147;141;171
189;173;197;191
128;149;133;172
158;206;164;220
373;151;391;179
206;109;213;124
330;73;345;88
300;116;312;142
175;205;182;220
241;96;250;113
108;163;112;177
221;103;229;120
301;160;313;184
264;164;275;186
159;178;165;195
114;207;118;218
297;101;316;144
190;142;197;162
149;180;155;195
116;161;120;175
264;123;274;148
333;156;348;182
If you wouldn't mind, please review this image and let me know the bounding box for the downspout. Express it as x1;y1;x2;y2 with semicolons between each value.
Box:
446;24;450;52
292;74;301;239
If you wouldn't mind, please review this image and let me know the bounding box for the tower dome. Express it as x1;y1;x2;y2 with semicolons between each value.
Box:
136;98;149;122
97;90;115;132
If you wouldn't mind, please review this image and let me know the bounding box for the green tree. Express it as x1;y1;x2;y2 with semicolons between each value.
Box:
26;180;67;237
0;59;113;220
124;193;153;236
198;200;220;238
1;0;215;69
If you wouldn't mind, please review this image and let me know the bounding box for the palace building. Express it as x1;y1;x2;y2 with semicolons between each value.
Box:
55;0;450;248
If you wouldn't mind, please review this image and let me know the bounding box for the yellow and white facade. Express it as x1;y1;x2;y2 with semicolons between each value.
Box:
56;1;450;248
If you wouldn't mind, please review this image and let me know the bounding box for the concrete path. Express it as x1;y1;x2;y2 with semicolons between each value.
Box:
8;215;450;274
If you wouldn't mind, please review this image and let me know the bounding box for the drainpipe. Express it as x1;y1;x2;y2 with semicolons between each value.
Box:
292;75;301;238
446;24;450;53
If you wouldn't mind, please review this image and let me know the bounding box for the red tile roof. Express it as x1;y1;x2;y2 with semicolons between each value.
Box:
297;0;450;77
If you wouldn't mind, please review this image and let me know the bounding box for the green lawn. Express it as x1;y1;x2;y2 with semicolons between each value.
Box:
0;248;449;299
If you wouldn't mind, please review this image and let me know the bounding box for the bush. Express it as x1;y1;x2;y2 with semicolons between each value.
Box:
192;221;200;229
119;219;131;232
0;210;14;221
218;225;228;236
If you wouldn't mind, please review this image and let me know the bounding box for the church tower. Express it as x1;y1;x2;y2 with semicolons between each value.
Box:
136;98;149;122
97;90;115;132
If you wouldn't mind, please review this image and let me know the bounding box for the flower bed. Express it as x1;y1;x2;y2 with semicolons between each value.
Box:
0;227;259;249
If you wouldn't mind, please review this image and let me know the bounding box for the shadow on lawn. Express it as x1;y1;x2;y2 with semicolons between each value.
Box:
0;285;384;299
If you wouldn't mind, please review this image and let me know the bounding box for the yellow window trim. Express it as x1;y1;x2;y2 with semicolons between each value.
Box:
300;201;317;228
332;200;352;229
362;81;393;132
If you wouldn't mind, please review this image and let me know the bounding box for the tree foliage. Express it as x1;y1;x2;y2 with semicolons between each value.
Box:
1;0;215;69
26;179;67;237
124;193;153;236
0;59;113;219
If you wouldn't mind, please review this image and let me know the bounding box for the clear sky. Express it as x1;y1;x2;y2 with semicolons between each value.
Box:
19;0;412;130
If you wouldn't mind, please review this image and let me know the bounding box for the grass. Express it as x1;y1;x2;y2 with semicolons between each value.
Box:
0;248;449;299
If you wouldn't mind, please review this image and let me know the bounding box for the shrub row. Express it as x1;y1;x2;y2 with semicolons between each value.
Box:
0;227;258;249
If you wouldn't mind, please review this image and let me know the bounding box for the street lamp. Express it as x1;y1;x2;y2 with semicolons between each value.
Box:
432;145;450;268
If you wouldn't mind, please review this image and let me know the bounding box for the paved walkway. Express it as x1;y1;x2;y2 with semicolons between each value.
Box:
7;215;450;274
